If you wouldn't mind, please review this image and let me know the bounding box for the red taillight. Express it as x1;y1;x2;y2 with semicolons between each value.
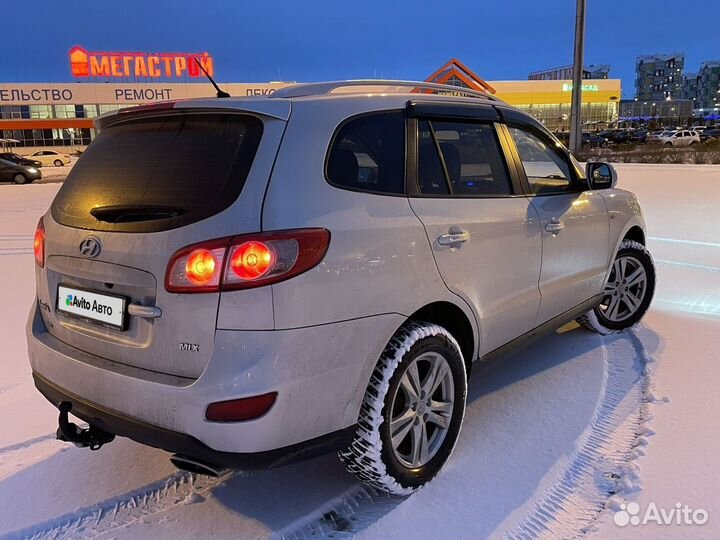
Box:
229;241;275;280
34;218;45;268
165;229;330;293
185;249;218;285
165;238;228;293
205;392;277;422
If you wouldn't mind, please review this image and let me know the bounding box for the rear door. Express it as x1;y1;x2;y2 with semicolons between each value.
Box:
502;110;610;325
37;105;288;378
406;103;542;356
0;160;13;181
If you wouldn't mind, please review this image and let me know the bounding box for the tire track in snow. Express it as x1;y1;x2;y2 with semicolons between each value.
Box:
274;486;402;540
504;328;657;540
277;328;656;540
2;470;237;540
0;235;33;256
0;433;57;457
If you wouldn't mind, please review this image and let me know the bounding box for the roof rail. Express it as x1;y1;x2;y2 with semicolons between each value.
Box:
269;80;500;101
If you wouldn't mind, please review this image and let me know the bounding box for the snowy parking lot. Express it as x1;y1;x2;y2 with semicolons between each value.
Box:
1;164;719;539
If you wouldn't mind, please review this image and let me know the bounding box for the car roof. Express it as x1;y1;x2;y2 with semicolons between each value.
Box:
98;80;505;128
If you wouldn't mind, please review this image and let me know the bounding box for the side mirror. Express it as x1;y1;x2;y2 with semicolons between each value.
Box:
585;162;617;190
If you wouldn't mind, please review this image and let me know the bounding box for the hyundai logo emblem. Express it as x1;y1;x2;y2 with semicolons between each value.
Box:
79;236;102;258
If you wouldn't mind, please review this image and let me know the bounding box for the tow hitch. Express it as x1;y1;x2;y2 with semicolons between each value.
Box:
56;401;115;450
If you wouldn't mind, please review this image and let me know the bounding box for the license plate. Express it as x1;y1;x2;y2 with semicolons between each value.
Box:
57;284;127;330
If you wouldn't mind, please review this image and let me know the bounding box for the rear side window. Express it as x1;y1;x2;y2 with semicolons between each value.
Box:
418;120;512;196
326;112;405;194
52;113;263;232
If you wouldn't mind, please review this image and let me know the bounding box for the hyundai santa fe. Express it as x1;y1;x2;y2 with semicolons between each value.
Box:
27;81;655;494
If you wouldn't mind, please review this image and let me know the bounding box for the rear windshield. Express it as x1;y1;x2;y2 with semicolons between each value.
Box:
51;113;263;232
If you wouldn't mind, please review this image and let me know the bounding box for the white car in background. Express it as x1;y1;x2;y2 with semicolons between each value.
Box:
26;150;71;167
657;130;700;147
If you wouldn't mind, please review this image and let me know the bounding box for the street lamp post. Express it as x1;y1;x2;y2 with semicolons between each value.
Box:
569;0;586;154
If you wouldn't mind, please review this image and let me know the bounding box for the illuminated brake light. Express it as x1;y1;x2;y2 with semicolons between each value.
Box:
229;241;275;280
34;218;45;268
164;229;330;294
186;249;218;285
205;392;277;422
165;239;227;293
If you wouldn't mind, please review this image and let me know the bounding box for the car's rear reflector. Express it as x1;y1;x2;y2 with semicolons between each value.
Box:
205;392;277;422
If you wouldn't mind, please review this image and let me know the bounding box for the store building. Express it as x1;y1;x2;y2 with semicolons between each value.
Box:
428;59;620;132
1;52;622;151
619;99;694;128
528;64;611;81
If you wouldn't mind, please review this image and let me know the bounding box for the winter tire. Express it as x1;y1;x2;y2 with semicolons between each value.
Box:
577;240;655;334
339;321;467;495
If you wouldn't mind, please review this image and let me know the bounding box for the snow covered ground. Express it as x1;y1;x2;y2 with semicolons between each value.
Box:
0;164;718;539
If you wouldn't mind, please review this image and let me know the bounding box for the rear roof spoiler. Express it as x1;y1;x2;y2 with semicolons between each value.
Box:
95;98;291;130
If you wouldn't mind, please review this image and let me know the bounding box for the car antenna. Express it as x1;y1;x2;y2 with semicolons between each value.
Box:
193;58;230;98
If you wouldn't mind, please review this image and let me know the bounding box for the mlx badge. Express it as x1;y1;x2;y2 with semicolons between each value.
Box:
178;343;200;352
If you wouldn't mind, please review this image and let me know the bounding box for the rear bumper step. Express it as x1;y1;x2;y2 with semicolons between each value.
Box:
34;372;356;470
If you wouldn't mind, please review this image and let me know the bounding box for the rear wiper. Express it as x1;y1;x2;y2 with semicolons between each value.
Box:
90;205;187;224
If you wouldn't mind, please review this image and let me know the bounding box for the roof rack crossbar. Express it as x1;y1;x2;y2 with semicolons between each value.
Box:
269;80;500;101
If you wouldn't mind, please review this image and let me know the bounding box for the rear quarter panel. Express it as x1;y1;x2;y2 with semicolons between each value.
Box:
262;98;478;353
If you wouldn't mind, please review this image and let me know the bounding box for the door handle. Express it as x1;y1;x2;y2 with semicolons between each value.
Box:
438;230;470;246
544;219;564;233
128;303;162;319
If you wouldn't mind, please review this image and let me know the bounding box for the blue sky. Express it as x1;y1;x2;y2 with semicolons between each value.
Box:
3;0;718;98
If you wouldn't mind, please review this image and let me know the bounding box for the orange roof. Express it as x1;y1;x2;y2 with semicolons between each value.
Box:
425;58;496;94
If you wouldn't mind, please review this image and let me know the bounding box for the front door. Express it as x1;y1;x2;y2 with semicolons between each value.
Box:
408;115;542;356
506;124;610;324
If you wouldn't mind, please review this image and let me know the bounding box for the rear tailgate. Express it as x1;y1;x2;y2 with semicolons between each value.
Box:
37;103;289;378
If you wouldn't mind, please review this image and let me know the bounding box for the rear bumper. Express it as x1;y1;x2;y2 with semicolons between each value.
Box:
33;372;355;469
27;300;402;456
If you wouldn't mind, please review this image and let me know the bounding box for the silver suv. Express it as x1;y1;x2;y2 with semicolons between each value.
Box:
27;81;655;495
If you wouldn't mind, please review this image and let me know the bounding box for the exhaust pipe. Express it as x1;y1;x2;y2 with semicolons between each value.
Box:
170;454;226;477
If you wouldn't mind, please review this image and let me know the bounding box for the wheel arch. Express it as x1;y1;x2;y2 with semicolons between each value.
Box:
406;301;476;376
623;225;645;246
604;216;647;280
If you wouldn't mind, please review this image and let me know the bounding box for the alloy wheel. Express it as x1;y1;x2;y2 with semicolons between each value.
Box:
389;351;455;469
599;255;648;323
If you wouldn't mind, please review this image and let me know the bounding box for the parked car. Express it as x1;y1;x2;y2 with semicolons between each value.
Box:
700;128;720;142
0;158;42;184
27;150;71;167
647;130;674;143
27;81;655;495
657;130;700;147
582;132;609;148
627;129;648;144
598;129;632;144
0;152;42;168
